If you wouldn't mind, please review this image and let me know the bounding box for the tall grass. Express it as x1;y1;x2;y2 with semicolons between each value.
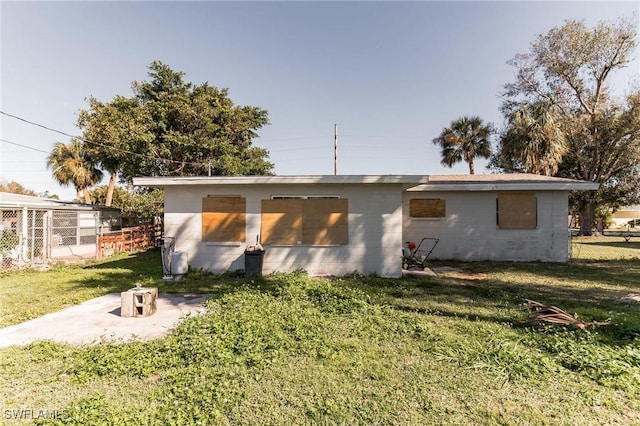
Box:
0;240;638;424
0;265;637;424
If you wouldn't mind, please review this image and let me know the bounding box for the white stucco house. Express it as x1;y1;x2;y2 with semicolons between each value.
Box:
133;173;598;278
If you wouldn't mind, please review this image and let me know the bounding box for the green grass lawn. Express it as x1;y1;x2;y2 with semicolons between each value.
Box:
0;240;638;424
572;234;640;260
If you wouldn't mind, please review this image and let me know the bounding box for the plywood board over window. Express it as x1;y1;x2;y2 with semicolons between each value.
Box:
303;198;348;245
261;199;303;245
202;197;246;242
497;192;537;229
261;198;348;245
410;199;446;218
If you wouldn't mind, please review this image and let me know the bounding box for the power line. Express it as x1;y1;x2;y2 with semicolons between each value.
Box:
0;110;209;168
258;136;330;143
0;111;78;140
1;110;431;169
0;138;50;154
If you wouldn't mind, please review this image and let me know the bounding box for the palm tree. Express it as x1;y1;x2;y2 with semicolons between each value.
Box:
499;103;567;176
47;139;103;203
432;116;493;174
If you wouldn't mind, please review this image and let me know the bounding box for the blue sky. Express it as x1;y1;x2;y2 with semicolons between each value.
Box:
1;1;638;201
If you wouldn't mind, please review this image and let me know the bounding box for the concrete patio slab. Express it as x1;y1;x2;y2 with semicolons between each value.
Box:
402;268;437;277
0;293;212;348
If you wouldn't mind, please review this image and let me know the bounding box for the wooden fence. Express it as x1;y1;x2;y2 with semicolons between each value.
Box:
97;224;162;259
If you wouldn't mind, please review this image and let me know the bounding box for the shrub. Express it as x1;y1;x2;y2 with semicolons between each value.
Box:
0;230;19;255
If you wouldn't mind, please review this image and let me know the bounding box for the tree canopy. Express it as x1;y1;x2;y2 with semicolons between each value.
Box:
492;101;567;176
0;182;59;199
89;185;164;225
432;116;493;175
0;181;37;196
494;16;640;235
68;61;273;205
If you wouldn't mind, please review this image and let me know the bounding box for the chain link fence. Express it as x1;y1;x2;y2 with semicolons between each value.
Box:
0;207;102;269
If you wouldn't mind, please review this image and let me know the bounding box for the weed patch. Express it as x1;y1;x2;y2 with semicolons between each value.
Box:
524;330;640;394
2;249;640;424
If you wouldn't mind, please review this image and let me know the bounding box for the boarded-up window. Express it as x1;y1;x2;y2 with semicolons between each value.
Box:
261;199;303;245
497;192;537;229
410;199;446;218
202;197;246;242
261;198;348;245
302;199;349;245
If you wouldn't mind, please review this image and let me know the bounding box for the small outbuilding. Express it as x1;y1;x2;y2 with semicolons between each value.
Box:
133;173;598;277
0;192;121;267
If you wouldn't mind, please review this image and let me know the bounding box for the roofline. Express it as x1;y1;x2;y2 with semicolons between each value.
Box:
406;182;600;191
133;174;600;191
0;202;121;211
133;175;431;186
0;192;121;211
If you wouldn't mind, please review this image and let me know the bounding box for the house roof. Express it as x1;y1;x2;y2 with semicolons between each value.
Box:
133;175;431;186
0;192;120;211
133;173;599;192
407;173;599;192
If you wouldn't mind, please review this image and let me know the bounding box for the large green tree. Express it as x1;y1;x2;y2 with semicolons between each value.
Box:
46;139;103;204
432;116;493;175
78;96;153;206
89;185;164;225
498;17;640;235
76;61;272;205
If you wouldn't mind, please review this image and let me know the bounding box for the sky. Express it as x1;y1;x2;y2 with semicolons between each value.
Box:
1;1;638;201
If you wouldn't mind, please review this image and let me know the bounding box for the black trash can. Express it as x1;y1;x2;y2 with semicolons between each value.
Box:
244;249;265;277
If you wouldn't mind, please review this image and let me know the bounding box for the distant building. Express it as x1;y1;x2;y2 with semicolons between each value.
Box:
610;205;640;228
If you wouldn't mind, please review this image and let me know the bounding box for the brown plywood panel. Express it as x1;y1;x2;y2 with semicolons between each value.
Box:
202;197;246;242
302;199;348;245
203;197;246;213
410;199;446;218
498;192;536;229
261;199;302;245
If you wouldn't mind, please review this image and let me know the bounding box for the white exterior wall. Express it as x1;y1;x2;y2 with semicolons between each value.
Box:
402;190;570;262
610;206;640;228
164;184;404;277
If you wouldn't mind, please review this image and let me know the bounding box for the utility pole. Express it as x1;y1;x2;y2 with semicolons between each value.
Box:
334;123;338;175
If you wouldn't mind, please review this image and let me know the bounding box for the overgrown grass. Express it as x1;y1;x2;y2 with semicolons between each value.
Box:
0;240;639;424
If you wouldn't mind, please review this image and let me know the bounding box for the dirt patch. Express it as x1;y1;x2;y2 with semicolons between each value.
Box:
445;271;489;281
402;268;437;277
431;267;488;281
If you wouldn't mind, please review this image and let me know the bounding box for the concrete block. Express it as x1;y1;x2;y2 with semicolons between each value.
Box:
121;287;157;318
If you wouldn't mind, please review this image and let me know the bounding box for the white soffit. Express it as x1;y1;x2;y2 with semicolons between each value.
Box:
133;175;430;187
407;173;599;191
